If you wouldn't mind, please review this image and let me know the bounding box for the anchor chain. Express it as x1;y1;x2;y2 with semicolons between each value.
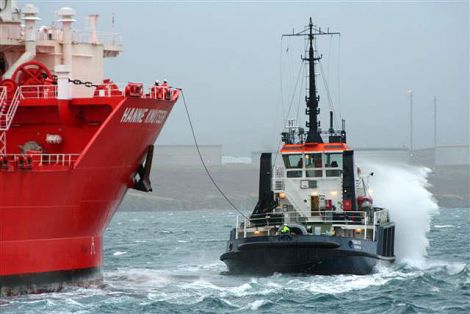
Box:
43;73;98;88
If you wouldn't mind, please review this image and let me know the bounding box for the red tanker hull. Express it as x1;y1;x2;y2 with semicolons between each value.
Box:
0;93;178;295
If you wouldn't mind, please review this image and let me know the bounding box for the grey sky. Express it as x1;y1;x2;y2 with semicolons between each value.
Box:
23;0;469;156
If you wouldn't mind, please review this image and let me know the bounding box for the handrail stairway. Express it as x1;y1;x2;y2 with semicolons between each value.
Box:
0;87;23;155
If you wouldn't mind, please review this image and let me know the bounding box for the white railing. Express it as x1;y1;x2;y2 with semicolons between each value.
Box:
246;210;367;227
0;89;22;131
0;25;122;47
1;25;122;47
2;154;80;168
72;30;122;49
14;83;118;99
6;89;22;128
7;83;178;101
19;85;57;99
0;87;9;154
236;208;389;241
0;86;7;129
0;131;6;156
38;154;80;166
0;86;6;103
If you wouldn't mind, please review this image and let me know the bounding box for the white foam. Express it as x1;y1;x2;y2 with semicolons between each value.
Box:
403;259;467;275
245;299;271;311
359;161;438;263
226;282;255;297
107;268;171;288
101;265;431;308
181;278;224;292
113;251;127;256
63;298;86;308
280;272;390;295
434;224;454;229
177;262;223;273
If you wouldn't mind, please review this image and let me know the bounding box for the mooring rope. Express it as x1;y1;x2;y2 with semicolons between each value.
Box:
180;90;249;220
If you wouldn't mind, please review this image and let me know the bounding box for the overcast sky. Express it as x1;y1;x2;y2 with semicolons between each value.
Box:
23;0;469;156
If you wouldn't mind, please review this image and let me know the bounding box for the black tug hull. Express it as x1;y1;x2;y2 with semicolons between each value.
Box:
222;249;378;275
220;235;394;275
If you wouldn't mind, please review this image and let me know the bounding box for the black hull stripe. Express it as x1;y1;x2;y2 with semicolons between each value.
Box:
238;241;340;250
0;267;102;297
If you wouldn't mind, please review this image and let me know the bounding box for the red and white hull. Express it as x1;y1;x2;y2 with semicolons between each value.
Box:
0;94;178;295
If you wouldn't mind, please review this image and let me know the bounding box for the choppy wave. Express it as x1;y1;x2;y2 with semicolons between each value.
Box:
2;208;468;313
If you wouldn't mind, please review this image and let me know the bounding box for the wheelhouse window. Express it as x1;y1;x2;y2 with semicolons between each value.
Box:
324;153;343;177
326;169;342;177
286;170;303;178
283;154;303;169
305;153;322;168
306;170;322;177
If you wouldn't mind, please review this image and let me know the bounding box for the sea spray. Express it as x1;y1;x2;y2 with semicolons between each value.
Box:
358;161;438;264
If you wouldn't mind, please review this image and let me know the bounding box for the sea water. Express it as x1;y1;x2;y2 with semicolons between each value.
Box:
1;165;469;313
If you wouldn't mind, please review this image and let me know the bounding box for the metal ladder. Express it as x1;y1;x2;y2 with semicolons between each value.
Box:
0;131;6;156
0;87;23;155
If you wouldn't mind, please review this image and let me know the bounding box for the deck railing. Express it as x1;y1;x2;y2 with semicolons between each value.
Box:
37;153;80;166
19;85;58;99
1;154;80;169
245;210;367;227
72;30;123;49
6;81;181;102
0;89;23;131
0;86;8;131
235;209;388;241
0;86;6;102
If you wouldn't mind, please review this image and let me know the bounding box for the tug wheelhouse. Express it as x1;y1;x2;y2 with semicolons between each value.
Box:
278;142;351;214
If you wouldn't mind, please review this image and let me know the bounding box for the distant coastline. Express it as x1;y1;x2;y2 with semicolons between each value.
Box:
119;164;469;211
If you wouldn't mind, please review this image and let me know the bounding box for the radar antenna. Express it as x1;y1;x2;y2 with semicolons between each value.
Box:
282;18;340;143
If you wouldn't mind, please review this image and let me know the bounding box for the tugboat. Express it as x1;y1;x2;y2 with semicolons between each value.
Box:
220;19;395;275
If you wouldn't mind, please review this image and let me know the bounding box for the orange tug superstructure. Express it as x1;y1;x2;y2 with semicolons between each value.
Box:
0;3;179;295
